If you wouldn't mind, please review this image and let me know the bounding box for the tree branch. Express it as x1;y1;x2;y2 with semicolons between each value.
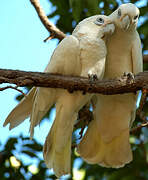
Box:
30;0;148;60
30;0;66;41
143;54;148;63
0;85;26;96
0;68;148;95
131;122;148;134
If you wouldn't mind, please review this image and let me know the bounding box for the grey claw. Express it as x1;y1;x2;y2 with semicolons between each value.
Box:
123;72;135;83
88;74;98;81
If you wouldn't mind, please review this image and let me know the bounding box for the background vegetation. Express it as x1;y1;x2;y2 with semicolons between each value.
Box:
1;0;148;179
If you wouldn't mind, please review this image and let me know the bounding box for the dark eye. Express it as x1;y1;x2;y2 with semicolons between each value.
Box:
96;17;104;25
134;15;138;20
118;9;121;17
98;18;104;23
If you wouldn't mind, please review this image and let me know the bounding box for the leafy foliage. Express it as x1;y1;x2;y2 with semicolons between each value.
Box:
48;0;148;51
2;0;148;179
1;132;148;179
0;135;56;179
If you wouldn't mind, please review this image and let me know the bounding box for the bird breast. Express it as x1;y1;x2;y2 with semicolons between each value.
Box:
79;36;107;77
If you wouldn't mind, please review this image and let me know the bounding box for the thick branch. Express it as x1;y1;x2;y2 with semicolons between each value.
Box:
0;68;148;95
30;0;66;40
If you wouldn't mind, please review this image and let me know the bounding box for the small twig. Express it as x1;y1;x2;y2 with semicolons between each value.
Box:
43;34;54;42
74;105;93;139
0;85;26;97
138;88;147;113
137;86;148;122
78;127;86;139
30;0;66;41
131;122;148;134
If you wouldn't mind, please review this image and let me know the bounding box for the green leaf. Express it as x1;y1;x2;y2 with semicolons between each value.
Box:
22;150;38;158
4;138;17;151
69;0;83;22
23;143;42;152
86;0;100;15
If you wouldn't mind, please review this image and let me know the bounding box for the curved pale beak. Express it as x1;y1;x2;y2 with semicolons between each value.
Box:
120;14;132;24
120;14;131;30
120;14;128;21
102;20;113;27
131;19;137;24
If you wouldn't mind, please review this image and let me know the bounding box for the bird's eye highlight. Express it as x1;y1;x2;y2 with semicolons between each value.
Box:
134;15;138;20
98;18;104;23
95;17;104;25
118;9;121;17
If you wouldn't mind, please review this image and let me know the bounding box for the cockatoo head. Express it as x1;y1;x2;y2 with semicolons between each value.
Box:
110;3;139;31
94;15;115;36
72;15;115;39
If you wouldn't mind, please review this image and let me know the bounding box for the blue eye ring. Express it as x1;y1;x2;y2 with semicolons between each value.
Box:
95;17;104;25
97;17;104;23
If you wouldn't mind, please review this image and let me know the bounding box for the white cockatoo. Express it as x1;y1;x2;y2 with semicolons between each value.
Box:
77;3;143;168
3;15;115;177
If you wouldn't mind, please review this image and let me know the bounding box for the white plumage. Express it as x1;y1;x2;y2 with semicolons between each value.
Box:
77;3;143;168
3;15;115;177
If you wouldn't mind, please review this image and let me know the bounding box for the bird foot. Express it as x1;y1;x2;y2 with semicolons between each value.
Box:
123;72;135;83
88;73;98;82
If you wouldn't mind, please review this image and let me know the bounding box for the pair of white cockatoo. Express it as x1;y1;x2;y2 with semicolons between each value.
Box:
3;3;143;178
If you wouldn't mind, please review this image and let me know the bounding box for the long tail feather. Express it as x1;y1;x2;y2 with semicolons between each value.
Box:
43;102;77;177
77;120;132;168
43;129;71;177
3;87;36;129
30;88;56;137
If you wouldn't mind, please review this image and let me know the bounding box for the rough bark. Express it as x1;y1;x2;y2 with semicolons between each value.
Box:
0;68;148;95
